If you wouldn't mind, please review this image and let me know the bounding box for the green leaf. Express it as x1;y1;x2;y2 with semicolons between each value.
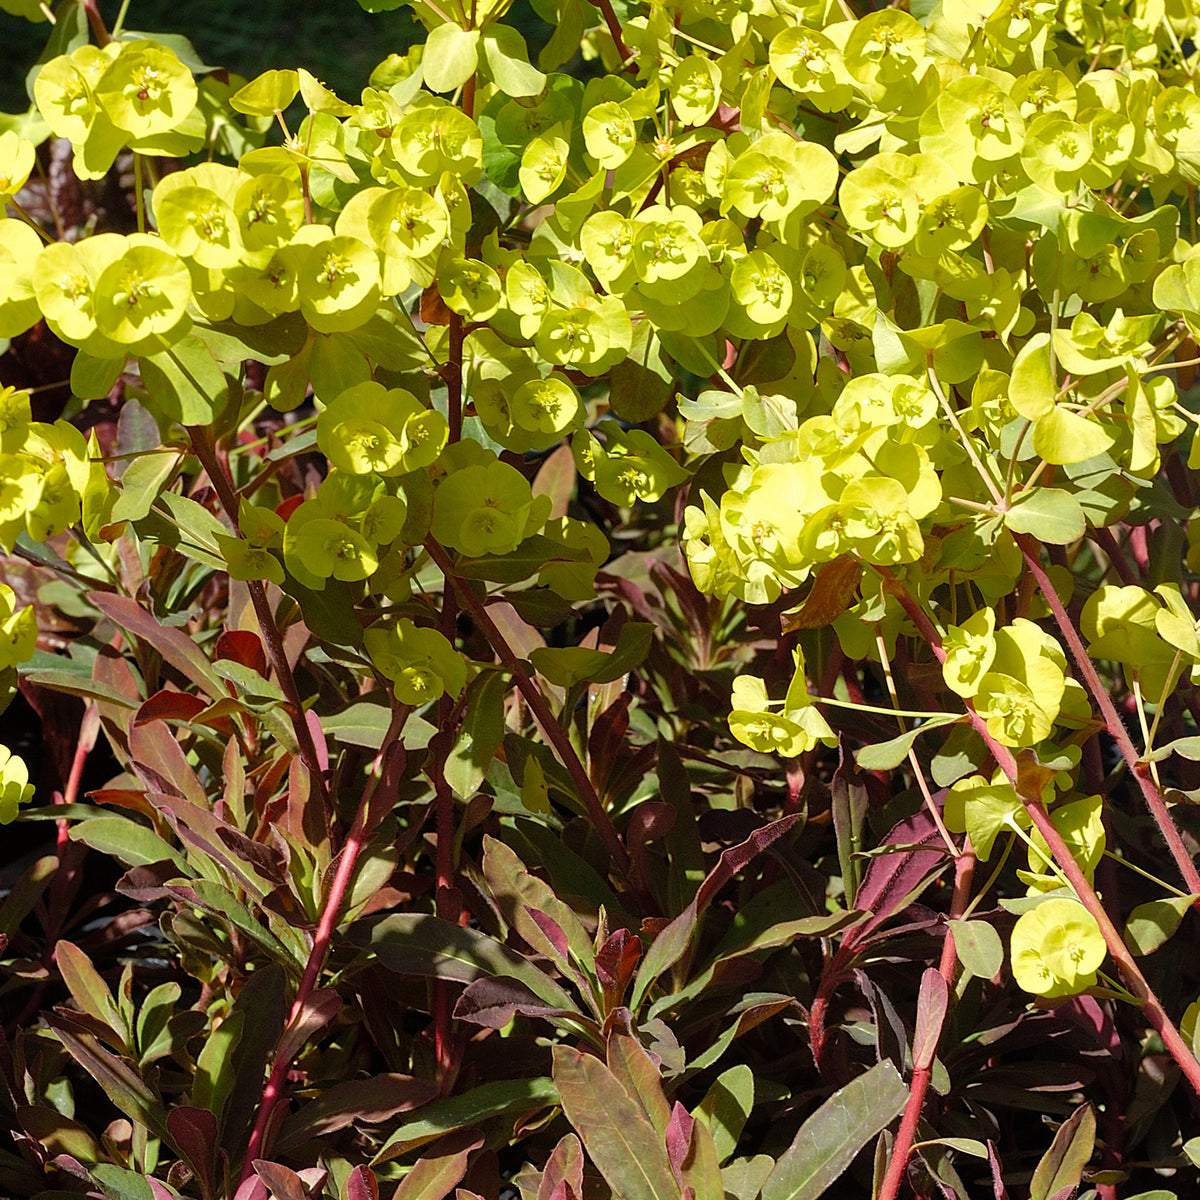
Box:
229;68;300;116
1009;333;1055;420
321;701;397;749
948;918;1004;980
71;353;125;402
529;622;653;687
191;1008;243;1124
445;670;507;800
854;713;961;770
87;1165;168;1200
1032;406;1115;466
1123;895;1198;955
553;1046;679;1200
17;1106;103;1167
610;322;673;423
138;334;232;427
696;1064;754;1165
178;879;303;970
760;1061;909;1200
70;817;188;871
1004;488;1086;545
0;855;56;937
422;25;480;93
366;912;576;1010
392;1130;481;1200
374;1077;557;1161
21;670;140;710
212;659;287;706
481;25;546;98
55;941;127;1048
111;452;180;524
1029;1102;1095;1200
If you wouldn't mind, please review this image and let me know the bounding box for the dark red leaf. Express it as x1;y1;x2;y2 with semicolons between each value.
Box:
134;690;207;727
347;1167;380;1200
665;1102;694;1184
166;1106;217;1197
215;630;268;677
595;929;640;993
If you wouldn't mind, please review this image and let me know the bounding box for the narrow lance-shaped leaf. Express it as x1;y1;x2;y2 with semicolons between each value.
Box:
760;1060;909;1200
631;814;800;1008
552;1046;679;1200
1028;1103;1095;1200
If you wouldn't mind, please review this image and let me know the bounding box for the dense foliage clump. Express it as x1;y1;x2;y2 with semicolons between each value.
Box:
7;0;1200;1196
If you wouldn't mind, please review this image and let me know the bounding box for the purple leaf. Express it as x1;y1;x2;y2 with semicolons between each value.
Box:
346;1167;380;1200
666;1102;694;1184
254;1161;306;1200
389;1129;482;1200
166;1106;217;1196
847;806;948;947
631;814;801;1007
595;928;640;992
277;1074;440;1151
524;906;571;962
536;1133;583;1200
912;968;948;1071
986;1142;1010;1200
276;988;341;1068
89;591;223;697
453;977;580;1030
233;1176;270;1200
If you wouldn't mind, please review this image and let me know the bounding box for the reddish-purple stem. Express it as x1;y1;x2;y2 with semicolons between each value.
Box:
188;428;331;818
238;709;408;1180
877;846;976;1200
423;539;632;880
886;576;1200;1099
1012;534;1200;900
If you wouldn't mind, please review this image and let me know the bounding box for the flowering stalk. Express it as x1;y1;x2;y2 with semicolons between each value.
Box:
1012;533;1200;900
886;576;1200;1098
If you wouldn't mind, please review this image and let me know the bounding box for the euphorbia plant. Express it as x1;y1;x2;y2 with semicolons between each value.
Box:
7;0;1200;1196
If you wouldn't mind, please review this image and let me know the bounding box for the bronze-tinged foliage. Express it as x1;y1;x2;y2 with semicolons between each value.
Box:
6;0;1200;1197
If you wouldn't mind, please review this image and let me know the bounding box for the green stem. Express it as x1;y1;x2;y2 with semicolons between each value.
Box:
111;0;133;38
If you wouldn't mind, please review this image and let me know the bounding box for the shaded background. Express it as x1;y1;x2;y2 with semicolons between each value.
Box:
1;0;553;114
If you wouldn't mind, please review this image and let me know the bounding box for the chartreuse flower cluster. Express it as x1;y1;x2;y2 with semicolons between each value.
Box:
0;388;111;552
5;0;1200;1007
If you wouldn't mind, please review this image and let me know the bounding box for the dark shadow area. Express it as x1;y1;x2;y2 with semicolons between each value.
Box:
1;0;555;114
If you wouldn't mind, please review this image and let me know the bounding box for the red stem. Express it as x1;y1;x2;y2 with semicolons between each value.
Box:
82;0;111;45
589;0;636;71
877;846;976;1200
423;539;632;879
238;707;409;1180
1012;534;1200;900
188;428;331;818
885;576;1200;1099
